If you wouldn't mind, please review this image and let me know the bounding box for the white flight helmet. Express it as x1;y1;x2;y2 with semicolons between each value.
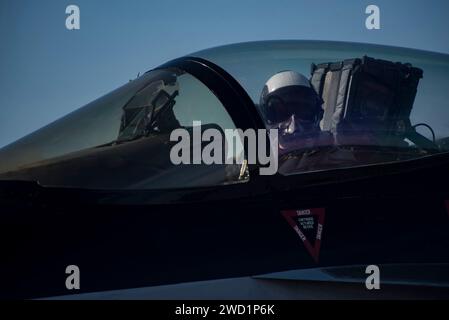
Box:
265;71;311;93
260;71;323;133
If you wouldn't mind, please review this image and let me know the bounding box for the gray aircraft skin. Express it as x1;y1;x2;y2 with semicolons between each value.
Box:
0;41;449;300
50;264;449;300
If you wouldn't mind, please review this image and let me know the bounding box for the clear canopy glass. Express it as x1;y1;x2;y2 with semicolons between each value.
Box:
1;41;448;189
194;41;449;175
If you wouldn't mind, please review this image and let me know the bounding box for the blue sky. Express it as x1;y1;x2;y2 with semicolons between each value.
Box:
1;0;449;148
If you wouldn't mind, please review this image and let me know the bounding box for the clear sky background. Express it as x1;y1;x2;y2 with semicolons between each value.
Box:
1;0;449;148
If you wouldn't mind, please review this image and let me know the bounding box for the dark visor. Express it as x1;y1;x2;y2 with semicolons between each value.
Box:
265;86;321;124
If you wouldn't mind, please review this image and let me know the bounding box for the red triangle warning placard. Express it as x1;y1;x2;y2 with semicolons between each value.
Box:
281;208;325;263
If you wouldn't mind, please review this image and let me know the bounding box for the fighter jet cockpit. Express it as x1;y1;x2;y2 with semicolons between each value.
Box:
0;68;246;189
194;41;449;175
253;56;434;175
0;41;448;190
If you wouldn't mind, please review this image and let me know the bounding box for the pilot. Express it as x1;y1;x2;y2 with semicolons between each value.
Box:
259;70;333;155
